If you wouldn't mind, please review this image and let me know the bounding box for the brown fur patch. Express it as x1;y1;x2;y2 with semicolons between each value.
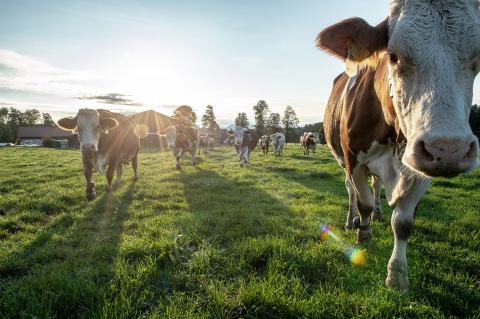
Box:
394;218;413;240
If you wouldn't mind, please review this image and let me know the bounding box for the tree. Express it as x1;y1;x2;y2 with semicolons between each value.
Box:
282;105;299;144
173;105;197;126
42;113;56;127
22;109;41;126
266;112;281;134
234;112;249;128
253;100;269;136
201;105;220;129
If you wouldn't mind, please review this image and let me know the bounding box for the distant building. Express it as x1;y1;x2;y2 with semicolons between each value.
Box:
17;127;78;148
130;110;179;149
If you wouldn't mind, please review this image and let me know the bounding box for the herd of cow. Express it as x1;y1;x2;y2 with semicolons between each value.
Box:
56;0;479;294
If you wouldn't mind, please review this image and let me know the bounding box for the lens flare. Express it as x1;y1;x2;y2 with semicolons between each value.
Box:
347;248;367;266
320;224;367;266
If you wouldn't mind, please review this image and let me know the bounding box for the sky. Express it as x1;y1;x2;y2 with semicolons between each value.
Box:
1;0;479;127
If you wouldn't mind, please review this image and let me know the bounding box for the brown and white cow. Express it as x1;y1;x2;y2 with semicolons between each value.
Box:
57;109;148;200
229;126;257;167
160;125;199;170
259;135;270;155
301;132;317;155
317;0;480;292
208;137;215;150
199;134;209;154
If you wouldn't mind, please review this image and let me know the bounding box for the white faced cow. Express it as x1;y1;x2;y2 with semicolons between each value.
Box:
57;109;147;200
317;0;480;292
270;132;285;156
300;132;317;155
160;125;199;170
259;135;270;155
229;126;257;167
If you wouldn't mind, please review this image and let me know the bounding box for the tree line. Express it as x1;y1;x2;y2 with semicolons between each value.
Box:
0;107;56;143
170;102;323;143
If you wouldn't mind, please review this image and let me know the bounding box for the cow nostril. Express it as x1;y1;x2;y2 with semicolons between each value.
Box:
463;141;477;162
416;140;434;162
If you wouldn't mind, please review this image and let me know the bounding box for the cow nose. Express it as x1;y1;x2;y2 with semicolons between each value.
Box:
81;144;97;153
409;136;478;177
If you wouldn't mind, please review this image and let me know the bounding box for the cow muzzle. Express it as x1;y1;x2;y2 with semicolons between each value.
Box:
404;135;479;177
81;144;98;154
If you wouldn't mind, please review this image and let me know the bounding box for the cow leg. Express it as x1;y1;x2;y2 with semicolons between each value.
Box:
345;177;358;230
115;163;123;185
371;176;384;221
132;154;139;181
175;149;183;170
191;150;197;166
386;180;429;293
351;165;374;245
83;157;96;200
106;161;116;192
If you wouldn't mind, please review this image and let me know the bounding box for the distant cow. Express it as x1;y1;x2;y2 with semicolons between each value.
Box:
208;137;215;150
270;132;285;156
229;127;257;167
317;0;480;292
301;132;317;155
57;109;147;200
259;135;270;155
160;126;199;170
199;134;209;154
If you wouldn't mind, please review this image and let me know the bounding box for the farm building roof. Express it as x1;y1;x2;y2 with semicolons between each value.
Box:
17;127;73;138
130;110;179;132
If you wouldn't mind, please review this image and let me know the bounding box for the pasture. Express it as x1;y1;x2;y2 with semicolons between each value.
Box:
0;146;479;318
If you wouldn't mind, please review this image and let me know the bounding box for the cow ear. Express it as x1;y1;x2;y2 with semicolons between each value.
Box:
316;17;388;68
57;118;76;131
100;118;118;133
228;129;234;135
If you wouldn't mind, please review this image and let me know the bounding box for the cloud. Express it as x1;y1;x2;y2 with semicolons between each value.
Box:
78;93;143;107
0;49;92;96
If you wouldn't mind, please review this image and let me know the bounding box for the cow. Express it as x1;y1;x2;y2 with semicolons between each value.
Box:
316;0;480;292
270;132;285;156
199;134;209;154
57;109;148;200
228;126;257;167
301;132;317;155
208;137;215;150
160;125;199;170
259;135;270;155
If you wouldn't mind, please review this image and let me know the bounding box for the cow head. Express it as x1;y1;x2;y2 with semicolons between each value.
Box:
57;109;118;155
317;0;480;177
159;126;178;149
270;133;281;145
229;126;250;146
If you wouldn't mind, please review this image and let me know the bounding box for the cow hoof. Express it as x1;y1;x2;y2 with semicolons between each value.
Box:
106;185;113;193
133;176;139;182
356;227;372;246
86;192;96;201
371;208;384;222
345;222;354;230
386;259;409;293
176;164;181;170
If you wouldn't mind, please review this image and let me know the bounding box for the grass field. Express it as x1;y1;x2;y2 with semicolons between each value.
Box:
0;145;479;318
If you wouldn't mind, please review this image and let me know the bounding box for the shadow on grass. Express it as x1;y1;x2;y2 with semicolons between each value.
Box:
0;182;136;318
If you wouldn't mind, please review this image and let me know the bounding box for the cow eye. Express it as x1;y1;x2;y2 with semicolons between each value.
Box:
471;61;478;73
389;53;399;64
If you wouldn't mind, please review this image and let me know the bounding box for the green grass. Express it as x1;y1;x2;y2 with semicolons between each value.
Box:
0;146;479;318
